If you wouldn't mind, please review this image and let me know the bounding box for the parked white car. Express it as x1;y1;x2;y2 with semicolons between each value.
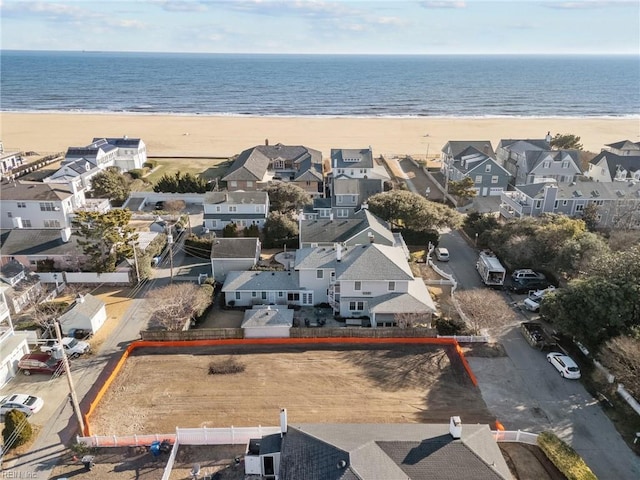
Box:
40;337;90;358
546;352;581;379
435;247;450;262
0;394;44;417
523;286;556;312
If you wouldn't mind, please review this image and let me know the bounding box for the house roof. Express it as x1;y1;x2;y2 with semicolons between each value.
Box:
588;151;640;180
293;157;323;181
605;140;640;152
514;179;640;201
92;137;143;148
0;229;80;256
223;144;322;182
0;181;73;201
223;147;270;182
59;294;105;325
525;150;581;174
331;148;374;169
367;278;436;314
336;244;414;281
443;141;495;158
280;423;510;480
241;306;294;328
299;209;395;246
211;238;259;259
497;139;551;153
451;147;509;176
204;191;268;205
222;270;300;292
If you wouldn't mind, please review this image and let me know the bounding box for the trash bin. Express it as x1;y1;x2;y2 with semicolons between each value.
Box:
82;455;95;471
150;441;161;457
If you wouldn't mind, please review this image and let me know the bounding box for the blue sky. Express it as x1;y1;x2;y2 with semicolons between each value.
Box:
1;0;638;54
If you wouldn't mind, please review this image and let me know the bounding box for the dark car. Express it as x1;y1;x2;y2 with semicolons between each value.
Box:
510;277;550;294
511;269;546;282
155;201;165;210
18;353;64;376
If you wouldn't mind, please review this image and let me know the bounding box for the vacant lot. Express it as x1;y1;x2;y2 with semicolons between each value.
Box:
144;157;231;184
89;344;492;435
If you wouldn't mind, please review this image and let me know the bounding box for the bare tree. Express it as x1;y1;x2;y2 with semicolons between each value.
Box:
163;199;186;213
146;283;212;331
454;290;517;334
599;336;640;399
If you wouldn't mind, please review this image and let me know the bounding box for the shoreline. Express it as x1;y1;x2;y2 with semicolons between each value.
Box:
2;112;639;158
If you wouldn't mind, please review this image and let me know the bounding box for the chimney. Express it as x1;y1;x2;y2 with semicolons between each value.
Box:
368;232;375;243
449;416;462;439
483;144;490;155
545;131;552;144
361;201;368;210
77;294;85;304
61;227;72;243
336;243;342;262
280;408;288;435
329;212;334;221
265;138;269;146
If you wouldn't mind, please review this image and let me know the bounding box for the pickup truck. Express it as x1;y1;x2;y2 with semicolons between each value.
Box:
520;322;556;350
40;337;90;358
523;286;556;312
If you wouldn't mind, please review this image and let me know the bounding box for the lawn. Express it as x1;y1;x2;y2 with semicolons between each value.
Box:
143;157;232;185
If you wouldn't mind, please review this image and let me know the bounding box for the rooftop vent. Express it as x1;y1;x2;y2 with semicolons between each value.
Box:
449;416;462;439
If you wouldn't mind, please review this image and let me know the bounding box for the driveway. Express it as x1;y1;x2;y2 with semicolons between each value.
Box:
434;231;640;480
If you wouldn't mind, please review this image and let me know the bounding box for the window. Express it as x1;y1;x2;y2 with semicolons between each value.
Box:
302;292;313;305
22;220;31;227
337;209;348;218
246;181;253;187
261;292;267;300
593;200;603;206
491;176;499;184
475;175;482;183
7;212;12;218
252;291;257;297
211;220;217;228
535;200;542;209
230;181;238;188
351;195;357;203
354;281;361;291
235;292;241;300
562;200;568;206
543;161;550;168
287;293;300;301
388;281;395;291
39;202;55;211
349;301;364;311
228;206;237;212
485;164;491;173
562;161;569;168
44;220;61;228
278;291;284;297
316;270;323;279
17;202;26;208
336;196;343;204
215;206;221;212
575;204;584;212
554;200;558;208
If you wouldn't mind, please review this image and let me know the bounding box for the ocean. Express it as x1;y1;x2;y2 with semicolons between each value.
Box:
1;50;638;118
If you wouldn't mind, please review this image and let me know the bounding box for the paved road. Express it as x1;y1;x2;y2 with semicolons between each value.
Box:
439;231;640;479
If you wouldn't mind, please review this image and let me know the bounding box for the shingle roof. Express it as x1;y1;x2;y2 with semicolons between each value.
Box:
605;140;640;152
222;147;270;182
211;238;259;259
365;278;436;314
93;137;143;148
331;148;374;169
282;423;511;480
497;139;550;153
0;181;73;201
336;244;414;281
588;151;640;179
58;294;105;326
241;307;294;328
222;270;299;292
444;141;495;158
204;191;268;205
299;210;394;246
525;150;581;173
0;229;80;256
223;144;322;182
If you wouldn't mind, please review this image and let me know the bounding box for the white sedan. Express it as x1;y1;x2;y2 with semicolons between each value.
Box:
0;393;44;416
546;352;581;379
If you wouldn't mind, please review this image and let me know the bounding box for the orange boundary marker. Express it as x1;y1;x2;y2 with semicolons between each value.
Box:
83;337;478;436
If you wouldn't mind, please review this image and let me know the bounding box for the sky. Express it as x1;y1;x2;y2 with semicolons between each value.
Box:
1;0;639;55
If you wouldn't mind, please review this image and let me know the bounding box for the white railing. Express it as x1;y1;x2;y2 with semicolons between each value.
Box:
160;439;180;480
76;433;176;447
176;426;281;445
491;430;539;445
617;384;640;416
438;335;489;343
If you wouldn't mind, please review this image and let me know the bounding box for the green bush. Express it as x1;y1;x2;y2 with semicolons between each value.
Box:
434;317;470;336
184;235;213;258
393;228;439;247
537;431;597;480
143;160;157;169
128;169;144;180
2;409;33;450
223;223;239;238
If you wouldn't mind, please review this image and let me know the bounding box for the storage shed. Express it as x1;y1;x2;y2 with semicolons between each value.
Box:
241;306;293;338
58;293;107;335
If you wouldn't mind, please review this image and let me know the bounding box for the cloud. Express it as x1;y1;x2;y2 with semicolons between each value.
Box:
542;0;636;8
150;0;208;12
109;19;147;29
420;1;466;8
370;16;408;27
227;0;359;18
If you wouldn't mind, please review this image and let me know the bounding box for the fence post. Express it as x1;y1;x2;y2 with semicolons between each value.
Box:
231;426;235;444
516;430;521;442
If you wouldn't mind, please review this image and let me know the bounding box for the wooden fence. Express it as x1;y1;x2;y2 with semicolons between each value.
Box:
140;328;244;341
290;327;437;338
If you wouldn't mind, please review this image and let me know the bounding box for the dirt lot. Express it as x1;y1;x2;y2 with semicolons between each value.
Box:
89;344;493;435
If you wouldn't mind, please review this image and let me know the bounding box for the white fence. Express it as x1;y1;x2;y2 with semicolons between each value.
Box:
438;335;489;343
176;426;282;445
492;430;539;445
617;384;640;416
161;439;180;480
76;433;176;447
64;271;131;284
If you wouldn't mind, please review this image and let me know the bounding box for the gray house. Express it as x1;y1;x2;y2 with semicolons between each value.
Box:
444;146;510;197
210;237;261;282
603;140;640;156
500;180;640;229
202;191;269;231
495;138;551;181
587;150;640;183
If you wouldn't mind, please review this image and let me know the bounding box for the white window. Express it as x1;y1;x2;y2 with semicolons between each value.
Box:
388;281;395;291
543;161;550;168
230;181;238;188
336;196;343;204
246;181;253;187
575;204;584;212
316;270;323;279
475;175;482;183
252;291;257;297
302;292;313;305
228;206;237;213
562;161;569;168
349;301;364;311
215;206;221;212
278;291;284;297
337;209;348;218
562;200;568;206
535;200;542;209
17;202;26;208
235;292;241;300
211;220;217;227
23;220;32;227
491;176;499;184
351;195;357;203
44;220;61;228
485;164;491;173
354;281;361;291
261;292;267;300
39;202;55;211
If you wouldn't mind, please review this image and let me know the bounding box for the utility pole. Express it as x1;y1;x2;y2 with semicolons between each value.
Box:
168;232;174;284
54;320;85;434
132;244;140;284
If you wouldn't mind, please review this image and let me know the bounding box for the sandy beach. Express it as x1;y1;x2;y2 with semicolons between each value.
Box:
2;113;638;158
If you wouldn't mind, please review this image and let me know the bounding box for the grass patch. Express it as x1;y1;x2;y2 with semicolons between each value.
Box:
144;157;231;185
537;431;597;480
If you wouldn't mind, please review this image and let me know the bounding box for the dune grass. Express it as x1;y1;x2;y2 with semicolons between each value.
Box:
537;431;597;480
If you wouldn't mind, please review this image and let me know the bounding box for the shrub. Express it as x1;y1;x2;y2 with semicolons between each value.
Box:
394;228;439;247
143;160;157;169
434;317;470;336
128;169;144;180
537;431;597;480
244;224;260;238
184;235;213;258
223;223;239;238
208;358;246;375
2;410;33;450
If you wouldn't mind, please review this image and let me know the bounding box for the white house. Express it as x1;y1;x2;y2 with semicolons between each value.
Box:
58;293;107;335
0;285;31;387
210;237;261;282
587;150;640;183
203;191;269;231
330;148;389;181
241;305;293;338
0;181;86;230
0;141;24;176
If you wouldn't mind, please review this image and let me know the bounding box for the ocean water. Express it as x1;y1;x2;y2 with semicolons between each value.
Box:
1;50;638;118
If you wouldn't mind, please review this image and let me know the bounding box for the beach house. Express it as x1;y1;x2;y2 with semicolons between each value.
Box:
0;141;24;176
587;141;640;183
210;237;261;282
440;143;509;197
202;191;269;231
0;285;31;387
223;143;325;197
